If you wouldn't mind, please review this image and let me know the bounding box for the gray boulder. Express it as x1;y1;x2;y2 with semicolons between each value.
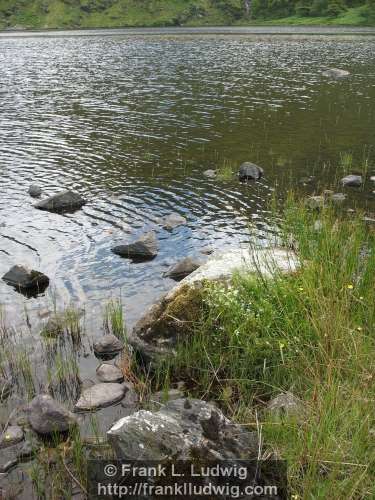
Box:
267;392;305;419
108;398;258;461
96;363;124;383
34;190;86;213
93;334;124;357
28;185;42;198
203;169;217;179
341;175;362;187
163;257;201;281
0;426;24;448
2;265;49;292
27;394;77;435
75;382;127;411
112;231;158;261
323;68;350;79
238;162;264;181
159;213;187;230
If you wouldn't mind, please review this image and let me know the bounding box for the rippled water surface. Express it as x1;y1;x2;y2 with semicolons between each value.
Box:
1;28;375;331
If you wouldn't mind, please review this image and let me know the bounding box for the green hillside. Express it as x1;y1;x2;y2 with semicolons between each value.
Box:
0;0;374;30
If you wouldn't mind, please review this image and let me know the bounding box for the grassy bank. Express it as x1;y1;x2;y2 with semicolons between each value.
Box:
0;1;374;30
160;197;375;498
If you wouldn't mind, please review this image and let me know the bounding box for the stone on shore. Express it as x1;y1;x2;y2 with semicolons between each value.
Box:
27;394;77;435
306;195;325;210
112;231;158;261
93;334;124;357
203;169;217;179
267;392;306;419
159;213;187;230
341;174;362;187
0;426;24;449
2;265;49;292
238;162;264;181
130;247;298;362
322;68;350;79
28;185;42;198
34;190;86;213
163;257;201;281
74;383;127;411
108;398;258;461
96;363;124;383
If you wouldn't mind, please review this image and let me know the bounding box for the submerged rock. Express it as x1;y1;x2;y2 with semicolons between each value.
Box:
203;169;217;179
93;334;124;357
74;382;127;411
112;231;158;261
96;363;124;383
159;213;187;230
323;68;350;79
341;174;362;187
27;394;77;435
2;265;49;293
34;190;86;213
163;257;201;281
238;162;264;181
28;185;42;198
108;398;258;461
131;248;298;362
0;426;24;449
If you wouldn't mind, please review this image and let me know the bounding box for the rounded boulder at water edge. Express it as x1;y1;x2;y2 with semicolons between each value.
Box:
96;363;124;383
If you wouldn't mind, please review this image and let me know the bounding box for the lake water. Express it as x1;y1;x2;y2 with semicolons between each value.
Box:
0;27;375;497
0;26;374;385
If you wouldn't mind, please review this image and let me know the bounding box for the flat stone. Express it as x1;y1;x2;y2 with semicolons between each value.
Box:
112;231;158;261
93;334;124;356
34;190;86;213
27;394;78;435
0;426;24;448
96;363;124;383
163;257;201;281
238;162;264;181
322;68;350;79
28;185;42;197
108;398;258;461
341;175;362;188
74;383;127;411
2;265;49;292
159;213;187;230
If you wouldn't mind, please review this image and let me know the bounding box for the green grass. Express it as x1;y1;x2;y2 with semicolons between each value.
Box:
161;196;375;498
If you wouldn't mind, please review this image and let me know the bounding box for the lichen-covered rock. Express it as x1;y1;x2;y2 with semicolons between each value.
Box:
108;398;258;461
27;394;77;435
34;190;86;213
112;231;158;261
131;248;298;362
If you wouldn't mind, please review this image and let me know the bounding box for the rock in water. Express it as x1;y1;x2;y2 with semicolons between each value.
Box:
96;363;124;383
322;68;350;79
75;383;127;411
203;169;217;179
93;334;124;357
112;231;158;261
34;190;86;213
27;394;77;435
2;265;49;293
238;162;264;181
163;257;201;281
0;426;24;448
108;398;258;461
159;213;187;230
341;175;362;188
28;185;42;198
